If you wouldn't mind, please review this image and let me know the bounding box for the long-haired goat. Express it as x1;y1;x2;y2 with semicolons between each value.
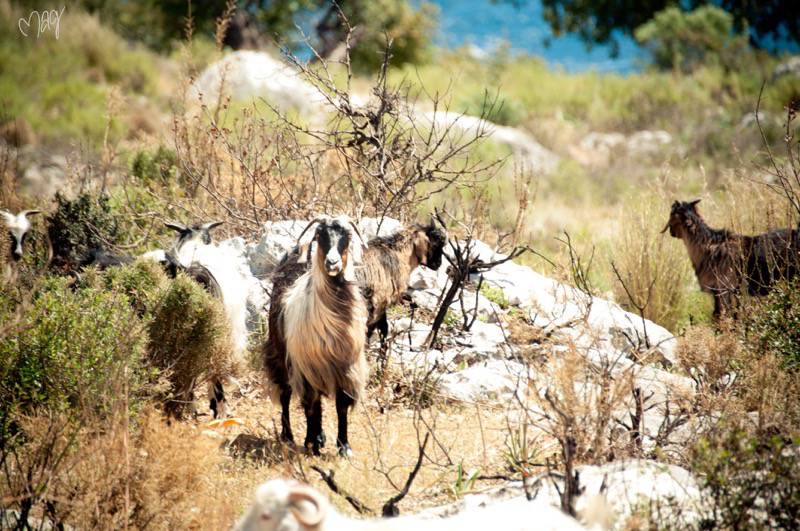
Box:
265;215;368;456
663;199;800;318
356;218;447;342
1;209;41;261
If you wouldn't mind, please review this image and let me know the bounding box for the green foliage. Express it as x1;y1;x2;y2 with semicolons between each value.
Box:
48;192;122;269
635;6;750;72
480;283;509;309
744;279;800;370
509;0;800;52
345;0;437;73
146;273;232;417
131;145;182;187
692;429;800;529
0;6;158;145
0;278;150;439
450;462;479;498
456;91;526;126
95;259;169;318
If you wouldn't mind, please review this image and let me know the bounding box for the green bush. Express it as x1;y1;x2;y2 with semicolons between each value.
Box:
744;279;800;370
634;6;750;73
130;146;182;187
93;259;169;318
146;273;232;417
692;428;800;529
48;192;122;269
0;278;150;440
346;0;437;73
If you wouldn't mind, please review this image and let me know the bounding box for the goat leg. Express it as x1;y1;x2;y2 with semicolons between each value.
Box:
303;392;324;456
279;384;295;444
335;390;355;458
209;379;227;419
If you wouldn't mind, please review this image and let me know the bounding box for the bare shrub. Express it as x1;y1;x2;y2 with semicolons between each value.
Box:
4;408;236;529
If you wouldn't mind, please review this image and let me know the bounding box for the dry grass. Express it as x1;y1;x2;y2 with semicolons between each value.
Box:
610;195;695;332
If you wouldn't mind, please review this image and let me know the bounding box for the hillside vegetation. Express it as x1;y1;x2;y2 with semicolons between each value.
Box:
1;1;799;528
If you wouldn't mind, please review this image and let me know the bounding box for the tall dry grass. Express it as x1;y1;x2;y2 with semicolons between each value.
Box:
610;195;695;331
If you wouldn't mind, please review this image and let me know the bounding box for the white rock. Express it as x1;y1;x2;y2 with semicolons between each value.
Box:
358;216;403;239
246;219;307;277
189;51;330;114
532;459;704;529
439;359;528;402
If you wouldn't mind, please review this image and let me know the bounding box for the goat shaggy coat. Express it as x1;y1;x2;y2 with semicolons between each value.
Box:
665;200;800;316
280;248;368;402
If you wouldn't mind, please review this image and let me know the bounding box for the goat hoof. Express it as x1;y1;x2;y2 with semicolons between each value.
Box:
337;443;353;458
280;431;294;444
318;430;326;448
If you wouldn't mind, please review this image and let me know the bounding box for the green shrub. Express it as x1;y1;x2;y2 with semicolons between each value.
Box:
130;146;182;187
95;259;169;318
744;279;800;370
346;0;437;73
48;192;122;269
0;278;150;440
634;6;750;73
692;428;800;529
146;273;232;416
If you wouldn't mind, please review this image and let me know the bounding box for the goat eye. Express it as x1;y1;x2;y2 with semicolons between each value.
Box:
260;513;272;521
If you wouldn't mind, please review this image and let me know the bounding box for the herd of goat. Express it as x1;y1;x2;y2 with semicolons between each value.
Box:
1;208;447;457
2;201;799;459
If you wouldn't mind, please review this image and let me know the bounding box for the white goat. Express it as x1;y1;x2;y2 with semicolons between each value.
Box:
164;221;251;417
1;209;41;261
233;479;587;531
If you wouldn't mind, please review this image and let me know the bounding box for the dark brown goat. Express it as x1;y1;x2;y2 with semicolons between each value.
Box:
663;199;800;318
357;219;447;342
265;216;368;457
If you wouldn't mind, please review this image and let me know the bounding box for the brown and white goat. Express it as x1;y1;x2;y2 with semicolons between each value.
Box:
265;216;368;456
663;199;800;318
357;219;447;343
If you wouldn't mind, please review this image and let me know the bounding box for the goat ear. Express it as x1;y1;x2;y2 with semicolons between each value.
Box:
690;199;701;207
202;221;223;232
287;486;327;527
0;210;14;225
164;221;187;233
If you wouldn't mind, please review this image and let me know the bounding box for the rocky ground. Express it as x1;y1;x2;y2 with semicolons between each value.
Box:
184;216;705;528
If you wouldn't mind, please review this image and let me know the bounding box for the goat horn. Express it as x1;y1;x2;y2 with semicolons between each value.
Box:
287;486;327;527
295;216;328;245
21;210;41;217
347;219;367;247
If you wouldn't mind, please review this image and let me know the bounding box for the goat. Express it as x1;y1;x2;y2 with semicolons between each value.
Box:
164;220;246;418
1;209;41;261
356;219;447;344
233;478;587;531
663;199;800;318
265;215;368;457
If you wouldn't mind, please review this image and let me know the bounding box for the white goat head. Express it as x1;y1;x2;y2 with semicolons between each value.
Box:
164;220;223;265
1;209;41;261
233;479;328;531
296;215;366;282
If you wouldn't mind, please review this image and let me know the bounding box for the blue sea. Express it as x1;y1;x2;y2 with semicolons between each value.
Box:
425;0;643;73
